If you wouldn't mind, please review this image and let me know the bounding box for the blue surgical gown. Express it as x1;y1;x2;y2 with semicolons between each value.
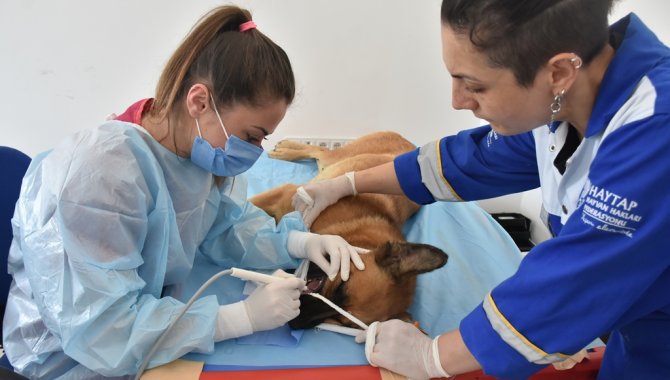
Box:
2;121;305;379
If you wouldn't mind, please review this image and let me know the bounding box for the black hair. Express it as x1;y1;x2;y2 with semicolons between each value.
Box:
441;0;616;86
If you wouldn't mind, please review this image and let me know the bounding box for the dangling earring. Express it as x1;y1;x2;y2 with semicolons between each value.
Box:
549;89;566;126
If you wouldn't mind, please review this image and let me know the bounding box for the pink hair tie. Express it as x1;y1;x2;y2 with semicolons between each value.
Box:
239;21;256;32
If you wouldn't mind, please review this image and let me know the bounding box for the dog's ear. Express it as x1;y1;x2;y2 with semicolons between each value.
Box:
375;242;448;280
249;184;299;222
288;293;341;329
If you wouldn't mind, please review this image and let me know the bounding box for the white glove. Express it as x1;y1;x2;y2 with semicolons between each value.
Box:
214;301;254;342
356;320;449;380
214;270;304;341
288;230;367;281
245;270;304;332
292;172;357;227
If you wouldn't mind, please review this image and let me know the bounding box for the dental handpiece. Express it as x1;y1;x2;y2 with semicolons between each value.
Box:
230;267;285;283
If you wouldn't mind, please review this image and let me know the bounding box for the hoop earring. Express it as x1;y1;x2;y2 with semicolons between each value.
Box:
570;55;583;69
549;89;566;125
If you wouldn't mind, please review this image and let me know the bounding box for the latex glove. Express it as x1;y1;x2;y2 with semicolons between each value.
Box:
292;172;357;227
288;230;367;281
244;270;304;332
552;349;589;370
355;320;449;380
214;270;304;341
214;301;254;342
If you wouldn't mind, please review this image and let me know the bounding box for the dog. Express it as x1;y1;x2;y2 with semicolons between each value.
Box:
249;131;448;329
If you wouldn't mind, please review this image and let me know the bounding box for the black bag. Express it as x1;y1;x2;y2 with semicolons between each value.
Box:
491;213;534;251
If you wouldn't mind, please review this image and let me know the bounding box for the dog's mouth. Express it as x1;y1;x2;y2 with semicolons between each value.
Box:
290;263;351;329
304;263;327;293
306;276;325;293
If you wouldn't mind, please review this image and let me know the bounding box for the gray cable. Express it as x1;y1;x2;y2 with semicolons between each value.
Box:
134;269;232;380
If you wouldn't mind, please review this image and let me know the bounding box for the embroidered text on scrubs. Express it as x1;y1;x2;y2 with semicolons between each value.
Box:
579;184;643;238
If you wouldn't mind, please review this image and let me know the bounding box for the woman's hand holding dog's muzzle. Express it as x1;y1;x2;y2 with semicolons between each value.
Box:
292;171;357;228
287;230;367;281
356;319;450;380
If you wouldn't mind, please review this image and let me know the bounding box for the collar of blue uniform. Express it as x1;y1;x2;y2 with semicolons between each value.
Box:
586;13;666;138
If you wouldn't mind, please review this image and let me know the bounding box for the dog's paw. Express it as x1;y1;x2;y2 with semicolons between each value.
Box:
270;139;322;161
274;139;311;151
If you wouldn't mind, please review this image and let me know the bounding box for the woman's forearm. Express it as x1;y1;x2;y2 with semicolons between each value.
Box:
439;329;482;376
353;161;405;195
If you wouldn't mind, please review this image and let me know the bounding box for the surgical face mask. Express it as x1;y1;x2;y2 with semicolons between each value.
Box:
190;94;263;177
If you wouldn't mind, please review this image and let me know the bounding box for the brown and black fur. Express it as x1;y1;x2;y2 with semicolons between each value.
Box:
250;132;448;329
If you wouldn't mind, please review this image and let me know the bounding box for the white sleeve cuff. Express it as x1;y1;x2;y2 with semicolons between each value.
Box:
431;335;451;378
344;171;357;195
287;230;312;259
214;301;254;342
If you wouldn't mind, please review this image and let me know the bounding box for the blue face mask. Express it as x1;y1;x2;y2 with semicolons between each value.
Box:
190;95;264;177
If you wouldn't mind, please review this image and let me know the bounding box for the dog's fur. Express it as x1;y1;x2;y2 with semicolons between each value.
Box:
250;131;448;329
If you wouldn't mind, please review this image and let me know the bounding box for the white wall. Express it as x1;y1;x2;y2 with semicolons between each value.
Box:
1;0;667;242
1;0;458;157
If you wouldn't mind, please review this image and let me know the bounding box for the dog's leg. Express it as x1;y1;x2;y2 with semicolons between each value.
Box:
269;140;332;172
303;131;416;169
269;132;416;173
249;183;299;223
270;140;327;162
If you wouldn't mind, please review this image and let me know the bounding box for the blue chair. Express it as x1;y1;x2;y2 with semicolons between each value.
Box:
0;146;31;377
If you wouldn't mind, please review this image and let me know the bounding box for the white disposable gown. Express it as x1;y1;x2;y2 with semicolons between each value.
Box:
2;121;304;379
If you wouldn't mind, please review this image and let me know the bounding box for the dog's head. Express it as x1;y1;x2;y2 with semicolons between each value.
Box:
289;241;448;329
